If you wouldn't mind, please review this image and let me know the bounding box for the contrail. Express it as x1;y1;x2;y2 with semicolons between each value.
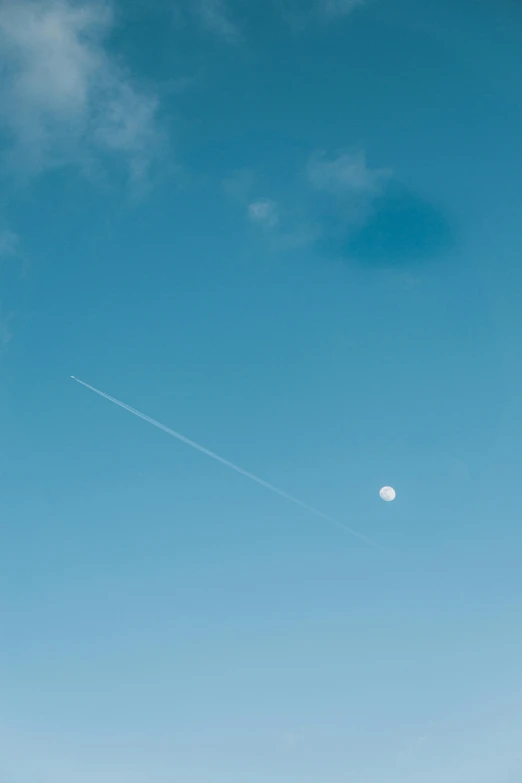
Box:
71;376;380;549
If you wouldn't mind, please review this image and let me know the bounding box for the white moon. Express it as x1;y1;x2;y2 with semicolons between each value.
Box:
379;486;396;502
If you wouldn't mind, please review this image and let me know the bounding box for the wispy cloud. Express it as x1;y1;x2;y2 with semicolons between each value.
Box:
303;149;395;259
228;149;391;254
317;0;365;19
0;0;161;184
278;0;365;29
307;150;391;196
187;0;363;41
191;0;241;43
249;198;321;249
223;170;318;248
248;198;279;228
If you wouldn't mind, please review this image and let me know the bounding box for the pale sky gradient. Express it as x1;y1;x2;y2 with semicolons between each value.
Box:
1;1;522;781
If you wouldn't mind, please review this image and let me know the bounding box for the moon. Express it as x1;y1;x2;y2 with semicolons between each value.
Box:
379;486;396;502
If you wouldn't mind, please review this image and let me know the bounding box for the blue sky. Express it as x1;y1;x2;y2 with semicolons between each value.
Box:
1;0;522;781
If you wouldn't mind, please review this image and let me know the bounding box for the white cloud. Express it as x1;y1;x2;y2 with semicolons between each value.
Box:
0;0;160;184
226;150;390;253
226;149;391;252
307;150;391;195
191;0;241;43
248;198;279;228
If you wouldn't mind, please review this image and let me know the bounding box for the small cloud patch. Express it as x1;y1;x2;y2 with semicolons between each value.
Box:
248;198;279;228
307;150;391;196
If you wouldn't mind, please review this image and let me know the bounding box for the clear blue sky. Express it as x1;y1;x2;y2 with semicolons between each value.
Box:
1;1;522;781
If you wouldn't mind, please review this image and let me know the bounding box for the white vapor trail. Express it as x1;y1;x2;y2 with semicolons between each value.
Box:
71;376;380;549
